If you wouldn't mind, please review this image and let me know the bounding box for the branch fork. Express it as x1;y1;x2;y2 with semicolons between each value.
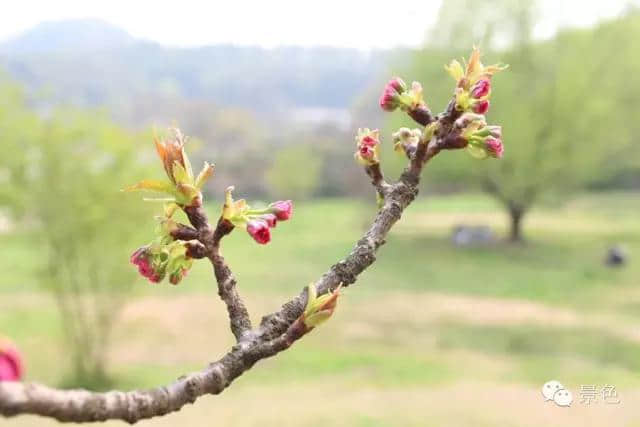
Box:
1;47;508;423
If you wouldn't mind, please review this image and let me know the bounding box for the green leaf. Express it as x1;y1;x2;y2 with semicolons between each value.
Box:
195;162;214;190
123;179;176;195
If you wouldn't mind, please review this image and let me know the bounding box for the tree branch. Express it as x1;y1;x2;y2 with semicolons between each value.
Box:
0;96;464;424
182;206;253;342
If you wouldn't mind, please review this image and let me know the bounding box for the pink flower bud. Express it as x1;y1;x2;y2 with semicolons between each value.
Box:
131;247;165;283
131;247;152;278
485;137;504;158
472;100;490;114
470;79;491;98
269;200;293;221
379;88;399;112
388;77;406;93
260;213;278;228
359;144;375;160
361;135;377;147
0;339;24;381
378;78;406;112
246;220;271;244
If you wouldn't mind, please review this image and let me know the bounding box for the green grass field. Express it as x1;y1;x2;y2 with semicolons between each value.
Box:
2;192;640;426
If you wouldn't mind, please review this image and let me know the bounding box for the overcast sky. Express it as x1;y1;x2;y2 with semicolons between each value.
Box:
0;0;636;49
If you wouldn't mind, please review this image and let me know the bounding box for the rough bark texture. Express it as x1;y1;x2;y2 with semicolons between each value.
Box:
0;101;465;424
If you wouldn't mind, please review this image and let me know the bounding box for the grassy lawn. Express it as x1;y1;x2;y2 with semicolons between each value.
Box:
1;192;640;426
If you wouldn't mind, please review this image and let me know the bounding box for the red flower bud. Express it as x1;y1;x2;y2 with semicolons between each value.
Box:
378;77;406;112
0;338;24;381
269;200;293;221
471;79;491;98
246;220;271;244
131;247;163;283
260;213;278;228
485;137;504;158
472;100;490;114
131;247;151;276
361;135;377;147
359;144;375;160
379;88;399;112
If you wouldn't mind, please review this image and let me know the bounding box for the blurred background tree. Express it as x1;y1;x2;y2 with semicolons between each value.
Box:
388;1;640;241
2;102;154;388
267;144;322;200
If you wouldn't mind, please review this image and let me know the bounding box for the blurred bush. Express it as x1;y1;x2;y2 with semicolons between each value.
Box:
1;87;154;388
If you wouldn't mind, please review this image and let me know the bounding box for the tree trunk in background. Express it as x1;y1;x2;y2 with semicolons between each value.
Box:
508;204;526;243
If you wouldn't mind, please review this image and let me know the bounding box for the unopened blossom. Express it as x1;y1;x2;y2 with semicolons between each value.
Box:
130;247;159;282
354;128;381;165
445;47;507;112
470;79;491;98
379;77;406;111
472;100;490;114
247;220;271;244
260;213;278;228
0;338;24;382
268;200;293;221
485;137;504;158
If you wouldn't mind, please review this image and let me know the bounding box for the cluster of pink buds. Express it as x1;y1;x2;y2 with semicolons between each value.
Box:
453;113;504;159
379;77;425;114
222;187;293;245
354;128;381;165
0;337;24;381
130;239;195;285
445;47;507;114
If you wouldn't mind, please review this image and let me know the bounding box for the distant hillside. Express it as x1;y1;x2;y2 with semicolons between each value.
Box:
0;19;405;122
0;19;135;54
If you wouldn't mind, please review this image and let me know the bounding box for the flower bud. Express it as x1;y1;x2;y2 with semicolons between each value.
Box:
0;338;24;381
246;220;271;244
470;79;491;98
130;247;154;280
268;200;293;221
472;100;490;114
378;78;406;112
485;137;504;158
260;213;278;228
388;77;407;93
354;128;381;165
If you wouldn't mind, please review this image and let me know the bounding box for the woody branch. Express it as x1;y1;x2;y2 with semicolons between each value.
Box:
0;48;507;424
